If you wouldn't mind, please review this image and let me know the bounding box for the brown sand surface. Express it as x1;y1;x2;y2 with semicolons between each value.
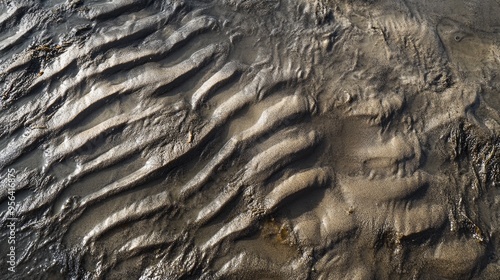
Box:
0;0;499;279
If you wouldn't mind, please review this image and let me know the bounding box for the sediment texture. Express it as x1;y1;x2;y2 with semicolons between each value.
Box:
0;0;499;279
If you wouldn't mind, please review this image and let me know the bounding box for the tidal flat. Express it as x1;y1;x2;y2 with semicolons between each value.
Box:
0;0;499;279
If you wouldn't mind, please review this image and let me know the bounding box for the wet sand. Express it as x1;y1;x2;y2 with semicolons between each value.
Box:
0;0;499;279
